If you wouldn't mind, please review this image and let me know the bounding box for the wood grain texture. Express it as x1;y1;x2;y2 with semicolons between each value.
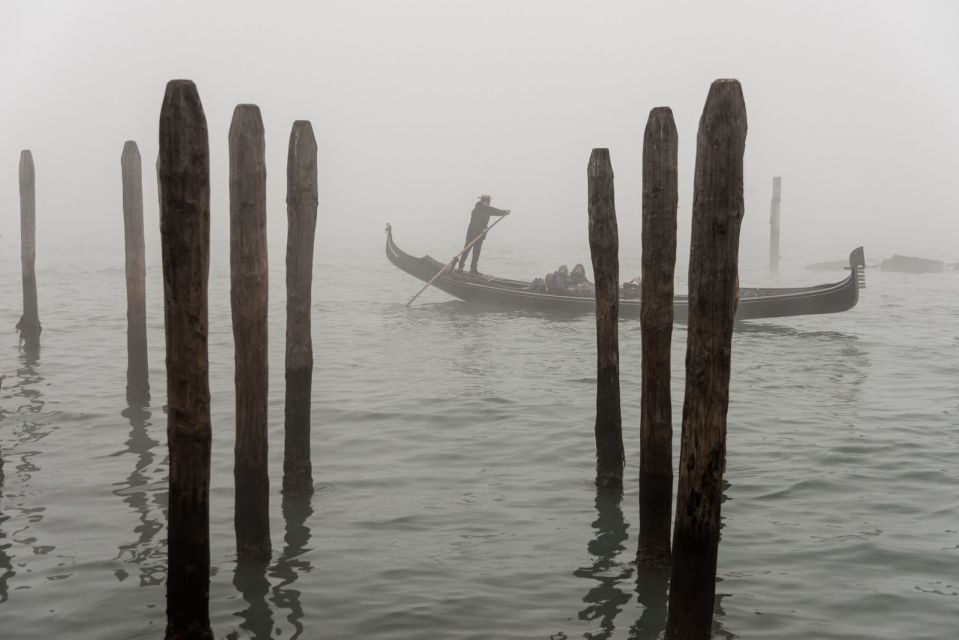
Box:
665;79;747;640
159;79;213;640
229;104;272;562
638;107;678;569
587;148;624;489
283;120;318;497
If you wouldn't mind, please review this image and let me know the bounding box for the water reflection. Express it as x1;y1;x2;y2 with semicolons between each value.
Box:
735;321;870;407
232;557;275;640
574;488;633;639
711;590;737;640
113;403;167;586
0;351;49;600
270;493;314;639
626;566;667;640
226;491;314;639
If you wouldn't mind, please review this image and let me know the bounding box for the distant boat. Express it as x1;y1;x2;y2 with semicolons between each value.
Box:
880;254;944;274
386;224;866;321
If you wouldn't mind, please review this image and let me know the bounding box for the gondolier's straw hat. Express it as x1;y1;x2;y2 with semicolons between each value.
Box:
477;194;491;201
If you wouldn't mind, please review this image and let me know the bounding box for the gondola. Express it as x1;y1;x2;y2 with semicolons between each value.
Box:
385;224;865;321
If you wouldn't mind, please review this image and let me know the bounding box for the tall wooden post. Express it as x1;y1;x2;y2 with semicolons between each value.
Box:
638;107;678;569
229;104;272;562
122;141;150;406
283;120;318;498
159;79;213;640
587;148;624;490
17;150;42;351
665;79;747;640
769;176;782;274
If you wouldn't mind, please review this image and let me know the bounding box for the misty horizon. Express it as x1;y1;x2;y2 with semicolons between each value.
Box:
2;1;958;270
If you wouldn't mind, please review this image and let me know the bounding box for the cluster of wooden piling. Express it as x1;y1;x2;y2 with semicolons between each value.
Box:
587;79;747;639
153;80;320;638
12;73;754;639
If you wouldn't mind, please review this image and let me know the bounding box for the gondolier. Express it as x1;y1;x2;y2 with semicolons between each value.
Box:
457;194;510;274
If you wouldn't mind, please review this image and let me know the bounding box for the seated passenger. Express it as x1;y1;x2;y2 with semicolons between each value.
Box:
568;263;595;295
526;276;547;292
546;264;571;292
622;276;641;299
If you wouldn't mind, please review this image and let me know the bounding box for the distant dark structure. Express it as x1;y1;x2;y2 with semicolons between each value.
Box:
769;176;782;274
665;79;747;640
229;104;272;562
587;148;624;490
17;150;42;352
159;79;213;640
122;141;150;406
880;254;944;274
638;107;678;569
284;120;319;498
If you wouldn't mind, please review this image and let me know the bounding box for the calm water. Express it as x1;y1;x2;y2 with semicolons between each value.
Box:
1;232;957;639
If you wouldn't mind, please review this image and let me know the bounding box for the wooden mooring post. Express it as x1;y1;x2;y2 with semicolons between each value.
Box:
283;120;318;498
587;148;624;490
229;104;272;562
769;176;782;273
665;79;747;640
159;79;213;640
638;107;678;569
17;150;42;351
122;141;150;406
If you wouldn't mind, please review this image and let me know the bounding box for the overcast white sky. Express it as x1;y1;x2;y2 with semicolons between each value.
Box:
2;0;958;266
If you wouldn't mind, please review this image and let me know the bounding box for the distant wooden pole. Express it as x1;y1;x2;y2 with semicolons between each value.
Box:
587;148;624;490
638;107;678;569
665;79;747;640
122;141;150;406
159;79;213;640
769;176;781;273
283;120;318;498
17;150;42;351
229;104;272;562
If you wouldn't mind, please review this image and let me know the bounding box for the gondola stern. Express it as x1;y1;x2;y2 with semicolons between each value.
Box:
849;246;866;291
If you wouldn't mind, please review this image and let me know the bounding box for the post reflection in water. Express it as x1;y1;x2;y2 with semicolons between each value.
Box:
113;403;167;586
227;490;314;639
269;492;314;639
627;565;668;640
574;488;633;639
232;556;275;640
0;386;10;604
1;350;48;601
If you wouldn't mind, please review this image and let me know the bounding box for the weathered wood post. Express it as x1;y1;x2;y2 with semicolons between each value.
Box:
283;120;318;498
665;79;747;640
587;148;624;489
229;104;272;562
122;141;150;406
17;150;42;351
159;79;213;640
638;107;678;569
769;176;782;274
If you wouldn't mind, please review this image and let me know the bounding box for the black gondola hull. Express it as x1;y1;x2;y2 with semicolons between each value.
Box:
386;224;864;321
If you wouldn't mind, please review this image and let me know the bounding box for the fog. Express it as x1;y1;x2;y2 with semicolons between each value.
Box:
2;0;958;267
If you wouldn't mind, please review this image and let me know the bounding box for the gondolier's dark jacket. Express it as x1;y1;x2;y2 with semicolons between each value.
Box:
468;202;509;231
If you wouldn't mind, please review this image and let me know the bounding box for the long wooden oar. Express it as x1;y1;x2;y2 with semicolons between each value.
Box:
406;214;509;307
